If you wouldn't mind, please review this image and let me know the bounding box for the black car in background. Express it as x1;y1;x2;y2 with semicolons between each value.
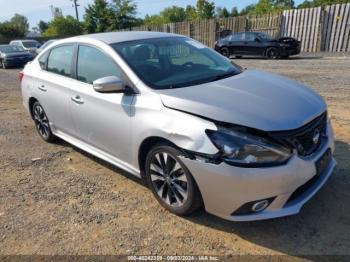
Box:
0;45;33;69
214;32;301;59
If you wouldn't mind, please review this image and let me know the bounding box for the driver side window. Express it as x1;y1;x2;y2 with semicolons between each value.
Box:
77;45;122;84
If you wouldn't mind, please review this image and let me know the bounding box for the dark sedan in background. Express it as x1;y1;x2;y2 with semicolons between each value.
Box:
215;32;301;59
0;45;33;69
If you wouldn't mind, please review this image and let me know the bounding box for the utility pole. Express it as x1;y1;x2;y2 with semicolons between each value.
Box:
71;0;80;21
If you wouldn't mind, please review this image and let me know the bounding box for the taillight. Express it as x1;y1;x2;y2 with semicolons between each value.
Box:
19;71;24;82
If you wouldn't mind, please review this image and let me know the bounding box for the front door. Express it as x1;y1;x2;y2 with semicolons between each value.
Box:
69;44;134;165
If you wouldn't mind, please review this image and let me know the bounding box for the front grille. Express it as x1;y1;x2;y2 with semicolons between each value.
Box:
270;112;327;157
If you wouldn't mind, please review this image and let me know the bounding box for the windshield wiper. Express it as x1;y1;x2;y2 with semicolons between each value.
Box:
212;71;238;81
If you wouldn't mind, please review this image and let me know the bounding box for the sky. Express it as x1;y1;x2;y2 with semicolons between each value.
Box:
0;0;304;29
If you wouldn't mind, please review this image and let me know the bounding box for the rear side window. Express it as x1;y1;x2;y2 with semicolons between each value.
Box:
47;45;74;77
231;33;243;41
77;45;122;84
38;51;49;70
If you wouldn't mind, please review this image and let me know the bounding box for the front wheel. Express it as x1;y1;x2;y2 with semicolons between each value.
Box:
145;143;202;216
32;101;56;142
220;47;230;58
265;47;279;59
0;59;7;69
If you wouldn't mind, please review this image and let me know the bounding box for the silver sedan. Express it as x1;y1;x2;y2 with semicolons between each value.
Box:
20;32;336;221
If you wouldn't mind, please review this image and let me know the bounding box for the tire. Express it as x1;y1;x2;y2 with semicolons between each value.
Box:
220;47;230;58
145;143;202;216
235;56;242;59
0;59;7;69
265;47;279;59
32;101;56;142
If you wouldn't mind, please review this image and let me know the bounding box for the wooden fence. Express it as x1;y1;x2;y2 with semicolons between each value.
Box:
125;3;350;53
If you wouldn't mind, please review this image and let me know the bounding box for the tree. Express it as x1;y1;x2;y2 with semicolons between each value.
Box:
196;0;215;19
298;0;350;8
0;21;24;38
84;0;114;33
43;16;83;37
10;14;29;35
240;4;256;15
185;5;197;21
273;0;295;9
38;21;49;34
144;6;187;26
216;7;230;18
231;7;239;17
161;6;187;23
109;0;138;30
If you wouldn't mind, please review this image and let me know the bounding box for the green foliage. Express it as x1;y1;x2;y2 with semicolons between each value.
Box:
196;0;215;19
0;21;24;38
43;16;83;37
144;6;187;25
0;14;29;38
10;14;29;35
241;0;295;15
298;0;350;8
185;5;197;21
216;7;230;18
38;21;49;33
84;0;114;33
109;0;139;30
231;7;239;17
240;4;257;15
83;0;139;32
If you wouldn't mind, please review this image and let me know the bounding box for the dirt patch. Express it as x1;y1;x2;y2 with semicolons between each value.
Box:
0;57;349;257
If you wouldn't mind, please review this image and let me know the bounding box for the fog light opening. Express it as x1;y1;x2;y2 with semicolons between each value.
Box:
251;200;269;212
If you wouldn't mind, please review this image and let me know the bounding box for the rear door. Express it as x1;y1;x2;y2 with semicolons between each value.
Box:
69;44;134;164
33;44;76;136
228;33;245;55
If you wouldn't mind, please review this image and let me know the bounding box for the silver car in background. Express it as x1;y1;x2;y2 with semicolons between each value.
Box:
20;32;336;221
10;39;40;57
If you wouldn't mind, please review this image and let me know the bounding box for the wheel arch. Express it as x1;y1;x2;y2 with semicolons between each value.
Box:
28;97;38;120
138;136;182;176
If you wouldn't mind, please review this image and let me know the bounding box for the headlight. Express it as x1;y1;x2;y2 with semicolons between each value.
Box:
206;127;291;167
1;53;6;58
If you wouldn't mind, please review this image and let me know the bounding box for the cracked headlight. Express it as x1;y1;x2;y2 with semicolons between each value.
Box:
206;127;291;167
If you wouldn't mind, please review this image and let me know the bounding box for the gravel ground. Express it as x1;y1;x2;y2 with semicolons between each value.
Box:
0;56;350;257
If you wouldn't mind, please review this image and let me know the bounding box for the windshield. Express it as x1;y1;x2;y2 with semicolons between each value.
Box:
0;45;25;53
22;41;38;48
257;32;273;41
111;37;242;89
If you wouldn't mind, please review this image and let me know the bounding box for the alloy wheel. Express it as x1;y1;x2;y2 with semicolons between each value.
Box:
33;104;50;139
149;152;188;207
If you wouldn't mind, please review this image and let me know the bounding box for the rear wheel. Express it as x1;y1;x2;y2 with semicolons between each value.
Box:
145;143;202;216
220;47;230;58
32;101;56;142
265;47;279;59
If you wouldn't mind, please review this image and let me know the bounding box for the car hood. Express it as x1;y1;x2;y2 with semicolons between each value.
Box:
158;69;326;131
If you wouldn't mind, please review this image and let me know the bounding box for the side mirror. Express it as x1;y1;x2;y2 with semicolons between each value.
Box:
255;38;261;42
93;76;125;93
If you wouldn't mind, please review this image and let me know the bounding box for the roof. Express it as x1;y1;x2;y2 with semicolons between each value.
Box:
68;31;182;44
10;39;39;42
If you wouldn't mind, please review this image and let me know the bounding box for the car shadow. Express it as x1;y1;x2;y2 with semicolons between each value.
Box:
52;139;148;188
231;56;324;60
184;140;350;256
53;138;350;255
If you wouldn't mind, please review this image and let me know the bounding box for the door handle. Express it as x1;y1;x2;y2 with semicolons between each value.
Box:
38;85;47;92
71;95;84;104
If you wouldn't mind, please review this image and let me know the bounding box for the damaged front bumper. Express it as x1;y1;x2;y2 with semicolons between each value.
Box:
180;122;336;221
